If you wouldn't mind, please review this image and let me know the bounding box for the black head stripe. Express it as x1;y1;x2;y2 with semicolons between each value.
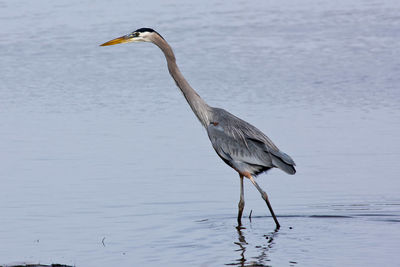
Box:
134;27;164;40
135;28;155;33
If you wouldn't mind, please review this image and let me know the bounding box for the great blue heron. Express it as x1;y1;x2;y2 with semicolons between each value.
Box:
100;28;296;229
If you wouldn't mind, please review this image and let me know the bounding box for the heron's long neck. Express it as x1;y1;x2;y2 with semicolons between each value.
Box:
153;35;211;127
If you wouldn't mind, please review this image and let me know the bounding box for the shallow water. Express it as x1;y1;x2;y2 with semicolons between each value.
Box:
1;0;400;266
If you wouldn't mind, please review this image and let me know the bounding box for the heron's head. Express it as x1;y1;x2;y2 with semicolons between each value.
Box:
100;28;161;46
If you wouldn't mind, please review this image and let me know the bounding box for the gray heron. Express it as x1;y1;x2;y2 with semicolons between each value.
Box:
100;28;296;229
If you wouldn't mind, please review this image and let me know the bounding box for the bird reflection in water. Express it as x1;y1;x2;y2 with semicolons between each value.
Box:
226;225;279;267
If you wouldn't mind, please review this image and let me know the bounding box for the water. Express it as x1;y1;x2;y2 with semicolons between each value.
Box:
1;0;400;266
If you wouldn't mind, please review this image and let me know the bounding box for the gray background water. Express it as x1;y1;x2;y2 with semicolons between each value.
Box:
1;0;400;266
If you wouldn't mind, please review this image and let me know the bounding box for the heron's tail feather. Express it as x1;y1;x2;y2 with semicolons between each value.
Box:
270;150;296;175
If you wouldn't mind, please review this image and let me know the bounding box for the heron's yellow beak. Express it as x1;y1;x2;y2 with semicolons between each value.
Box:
100;36;132;46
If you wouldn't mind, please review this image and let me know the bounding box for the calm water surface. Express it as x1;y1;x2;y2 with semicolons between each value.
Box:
1;0;400;266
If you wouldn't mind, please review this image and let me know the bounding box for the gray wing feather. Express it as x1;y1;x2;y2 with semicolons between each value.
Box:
207;108;296;175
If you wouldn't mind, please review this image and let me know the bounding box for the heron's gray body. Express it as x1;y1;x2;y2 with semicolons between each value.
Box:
207;107;296;176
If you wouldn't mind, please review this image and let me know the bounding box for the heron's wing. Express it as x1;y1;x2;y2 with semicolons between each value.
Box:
246;136;296;166
206;122;272;174
207;108;296;175
245;136;296;174
207;123;262;164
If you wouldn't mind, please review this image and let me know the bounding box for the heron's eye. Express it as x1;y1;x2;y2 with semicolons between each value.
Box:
128;32;139;38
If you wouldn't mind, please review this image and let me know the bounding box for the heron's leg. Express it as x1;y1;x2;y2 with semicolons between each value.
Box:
237;175;245;225
248;176;280;229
